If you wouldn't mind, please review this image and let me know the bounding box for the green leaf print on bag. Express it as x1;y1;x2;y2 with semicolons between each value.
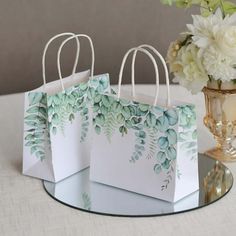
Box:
77;75;110;143
93;96;182;190
164;109;178;126
158;137;169;150
156;151;167;163
179;105;196;128
47;75;109;142
146;127;158;160
156;116;169;132
130;131;146;163
48;93;67;135
24;92;48;161
28;92;43;106
161;166;174;191
93;95;128;142
24;75;110;161
165;129;177;145
178;105;197;161
93;100;197;192
154;163;162;174
166;146;177;160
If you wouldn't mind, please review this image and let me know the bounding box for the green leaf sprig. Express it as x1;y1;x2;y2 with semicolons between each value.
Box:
161;0;236;17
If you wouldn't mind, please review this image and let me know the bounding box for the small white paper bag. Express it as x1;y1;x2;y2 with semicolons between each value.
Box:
90;45;199;202
23;33;110;182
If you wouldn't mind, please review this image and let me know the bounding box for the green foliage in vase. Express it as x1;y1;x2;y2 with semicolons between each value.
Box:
160;0;236;16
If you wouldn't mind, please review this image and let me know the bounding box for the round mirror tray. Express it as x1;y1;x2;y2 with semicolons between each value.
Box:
43;154;233;217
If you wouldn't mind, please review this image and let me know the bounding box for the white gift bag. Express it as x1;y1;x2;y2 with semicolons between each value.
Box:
23;33;110;182
90;45;199;202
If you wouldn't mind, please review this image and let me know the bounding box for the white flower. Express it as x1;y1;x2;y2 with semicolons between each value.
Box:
203;45;236;81
215;25;236;60
172;44;209;94
222;12;236;26
184;9;236;83
187;8;224;49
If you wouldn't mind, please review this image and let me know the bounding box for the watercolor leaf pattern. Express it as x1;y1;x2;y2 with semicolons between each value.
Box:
24;93;48;161
24;74;110;161
93;95;197;191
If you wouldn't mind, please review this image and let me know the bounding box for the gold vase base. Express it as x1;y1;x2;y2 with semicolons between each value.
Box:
205;147;236;163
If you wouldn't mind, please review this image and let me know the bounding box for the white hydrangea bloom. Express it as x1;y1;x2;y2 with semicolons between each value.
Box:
187;8;224;49
172;44;209;94
203;45;236;81
167;9;236;93
215;26;236;60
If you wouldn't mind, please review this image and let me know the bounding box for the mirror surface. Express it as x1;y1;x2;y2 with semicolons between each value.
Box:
43;154;233;217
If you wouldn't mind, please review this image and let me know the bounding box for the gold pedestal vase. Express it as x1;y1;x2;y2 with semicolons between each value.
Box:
203;82;236;162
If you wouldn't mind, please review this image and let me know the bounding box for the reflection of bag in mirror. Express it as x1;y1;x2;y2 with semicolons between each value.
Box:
47;167;199;215
90;45;199;202
23;33;110;182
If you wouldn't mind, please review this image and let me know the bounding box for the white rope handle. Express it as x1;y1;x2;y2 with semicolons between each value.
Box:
57;34;95;91
118;47;160;106
42;32;80;91
131;44;171;106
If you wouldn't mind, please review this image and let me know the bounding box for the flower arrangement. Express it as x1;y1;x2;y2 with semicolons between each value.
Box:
161;0;236;93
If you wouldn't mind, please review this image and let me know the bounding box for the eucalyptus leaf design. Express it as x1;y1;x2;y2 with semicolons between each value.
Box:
28;92;43;106
161;165;174;191
24;92;48;161
158;137;169;150
24;74;110;162
177;167;182;179
166;146;177;160
93;95;181;183
156;151;167;163
178;105;196;129
146;127;158;160
76;75;110;143
130;130;146;163
164;109;178;126
48;92;69;136
154;163;162;174
177;105;197;161
94;99;196;191
156;116;169;132
165;129;177;145
47;74;110;142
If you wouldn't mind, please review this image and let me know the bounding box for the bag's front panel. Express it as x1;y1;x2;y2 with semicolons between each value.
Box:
49;74;110;182
23;91;54;181
174;104;199;201
91;94;180;202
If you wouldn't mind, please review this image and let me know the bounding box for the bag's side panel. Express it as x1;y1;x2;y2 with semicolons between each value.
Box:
174;104;199;202
90;94;180;202
23;91;54;181
50;73;110;182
